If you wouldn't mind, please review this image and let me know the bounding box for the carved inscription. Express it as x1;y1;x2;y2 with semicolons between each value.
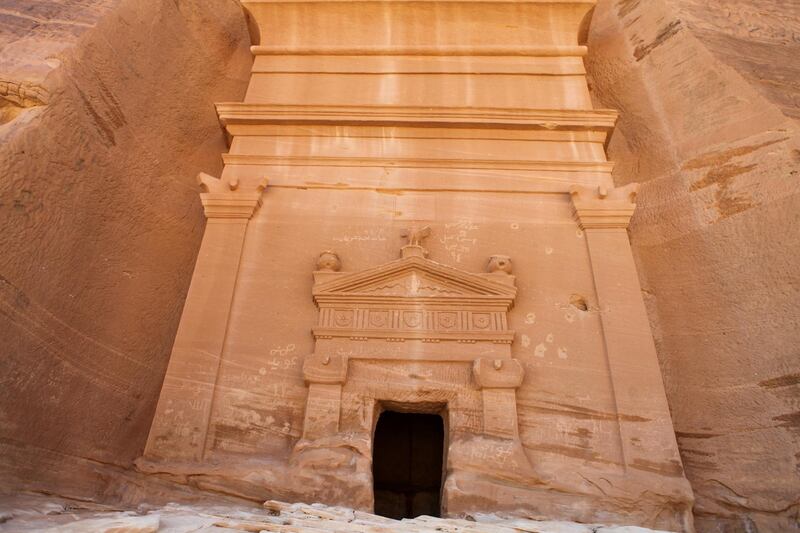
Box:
440;220;478;263
465;439;520;470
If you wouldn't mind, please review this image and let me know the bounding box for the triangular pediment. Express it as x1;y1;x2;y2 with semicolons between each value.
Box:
313;256;516;300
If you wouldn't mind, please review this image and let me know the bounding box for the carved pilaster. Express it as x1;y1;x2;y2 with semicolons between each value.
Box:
303;354;348;385
143;172;267;461
301;355;347;440
569;183;639;230
569;183;684;471
473;358;525;439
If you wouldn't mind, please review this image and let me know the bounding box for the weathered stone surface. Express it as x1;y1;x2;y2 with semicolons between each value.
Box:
0;495;676;532
0;0;119;116
0;0;252;501
586;1;800;531
672;0;800;121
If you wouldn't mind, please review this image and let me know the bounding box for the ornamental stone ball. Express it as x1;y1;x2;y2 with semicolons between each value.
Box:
317;251;342;272
487;254;513;274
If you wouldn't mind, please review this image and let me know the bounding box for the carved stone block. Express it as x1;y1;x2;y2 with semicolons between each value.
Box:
472;358;525;389
481;388;520;439
303;354;347;385
302;383;342;440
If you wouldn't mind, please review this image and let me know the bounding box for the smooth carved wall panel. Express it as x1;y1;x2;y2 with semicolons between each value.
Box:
244;74;593;108
140;1;694;531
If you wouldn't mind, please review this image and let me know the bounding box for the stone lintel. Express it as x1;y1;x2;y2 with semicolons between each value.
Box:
569;183;640;230
215;103;618;131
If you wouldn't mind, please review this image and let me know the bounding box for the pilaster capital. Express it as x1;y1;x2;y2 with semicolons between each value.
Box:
303;354;348;385
197;172;268;220
473;358;524;389
569;183;640;230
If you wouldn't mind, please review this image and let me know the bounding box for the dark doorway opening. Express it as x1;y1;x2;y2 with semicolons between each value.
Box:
372;410;444;519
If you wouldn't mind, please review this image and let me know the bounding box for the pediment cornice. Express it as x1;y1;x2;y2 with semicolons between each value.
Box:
313;255;516;306
310;238;517;345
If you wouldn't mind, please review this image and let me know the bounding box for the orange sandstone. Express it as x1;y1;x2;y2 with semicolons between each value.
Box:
139;1;693;530
0;1;797;532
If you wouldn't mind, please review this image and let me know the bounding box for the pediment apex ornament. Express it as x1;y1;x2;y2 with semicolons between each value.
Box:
316;251;342;272
197;172;268;219
400;225;431;259
569;183;640;230
487;254;513;275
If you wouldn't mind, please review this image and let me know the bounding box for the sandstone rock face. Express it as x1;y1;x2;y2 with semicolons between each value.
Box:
586;1;800;531
1;1;798;532
0;0;252;499
0;0;118;119
673;0;800;121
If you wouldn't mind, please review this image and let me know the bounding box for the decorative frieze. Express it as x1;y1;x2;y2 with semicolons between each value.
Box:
310;241;517;345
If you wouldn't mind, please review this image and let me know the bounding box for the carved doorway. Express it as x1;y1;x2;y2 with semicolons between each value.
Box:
373;410;445;519
294;234;529;514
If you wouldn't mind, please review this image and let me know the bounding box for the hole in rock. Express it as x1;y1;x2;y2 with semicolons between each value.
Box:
570;294;589;311
373;410;444;519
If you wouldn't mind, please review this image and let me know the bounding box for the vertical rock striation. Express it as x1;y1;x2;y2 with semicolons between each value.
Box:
586;0;800;531
0;0;252;501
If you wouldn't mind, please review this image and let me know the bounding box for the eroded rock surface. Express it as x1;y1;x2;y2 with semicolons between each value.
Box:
0;0;120;119
673;0;800;121
0;495;675;533
586;1;800;531
0;0;252;501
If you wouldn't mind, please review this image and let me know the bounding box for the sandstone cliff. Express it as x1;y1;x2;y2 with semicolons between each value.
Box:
1;1;798;532
0;0;252;500
587;1;800;531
